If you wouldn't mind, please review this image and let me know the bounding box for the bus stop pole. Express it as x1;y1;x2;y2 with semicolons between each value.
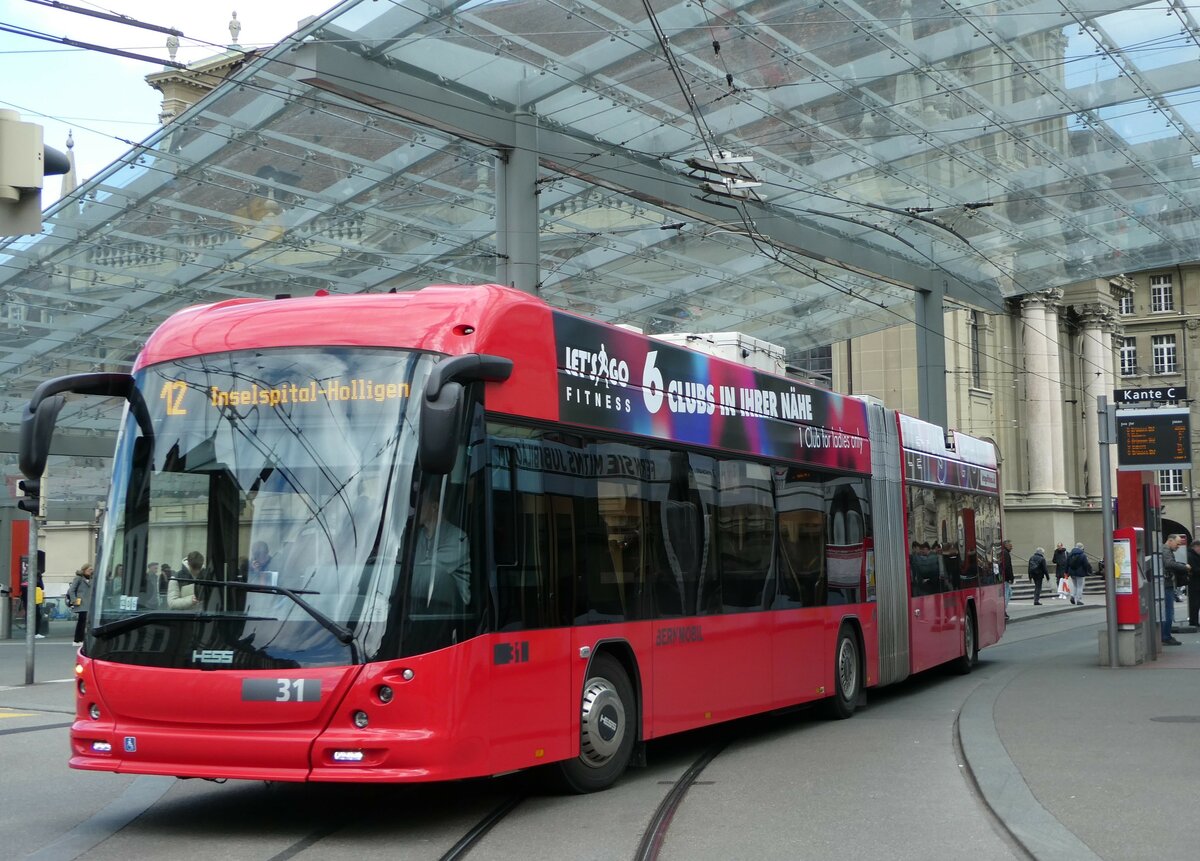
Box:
1097;396;1119;668
25;513;38;685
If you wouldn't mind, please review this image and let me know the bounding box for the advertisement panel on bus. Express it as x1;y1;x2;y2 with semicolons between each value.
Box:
553;313;872;474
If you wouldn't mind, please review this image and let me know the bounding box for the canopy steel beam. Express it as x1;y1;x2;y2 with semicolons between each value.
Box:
292;44;1003;312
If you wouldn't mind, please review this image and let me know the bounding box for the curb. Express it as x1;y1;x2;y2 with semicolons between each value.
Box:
1007;604;1104;624
957;669;1102;861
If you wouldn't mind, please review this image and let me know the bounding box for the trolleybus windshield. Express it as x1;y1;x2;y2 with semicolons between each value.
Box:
89;347;440;669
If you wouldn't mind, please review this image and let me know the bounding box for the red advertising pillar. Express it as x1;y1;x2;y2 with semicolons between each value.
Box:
2;517;28;639
8;518;27;594
1114;470;1161;663
1116;470;1154;532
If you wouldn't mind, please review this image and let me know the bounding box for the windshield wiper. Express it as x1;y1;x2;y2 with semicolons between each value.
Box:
185;578;356;646
92;611;271;639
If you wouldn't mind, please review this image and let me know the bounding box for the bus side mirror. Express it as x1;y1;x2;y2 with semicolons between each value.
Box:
18;394;66;479
419;381;464;475
418;353;513;475
19;371;147;480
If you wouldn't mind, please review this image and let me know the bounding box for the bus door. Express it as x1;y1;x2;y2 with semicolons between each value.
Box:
650;453;773;734
488;459;575;773
773;504;829;705
908;544;958;671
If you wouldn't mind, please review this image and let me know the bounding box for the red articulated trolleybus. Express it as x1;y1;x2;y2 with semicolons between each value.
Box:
19;284;1005;792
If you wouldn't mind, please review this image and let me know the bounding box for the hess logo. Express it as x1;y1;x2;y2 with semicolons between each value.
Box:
192;649;234;664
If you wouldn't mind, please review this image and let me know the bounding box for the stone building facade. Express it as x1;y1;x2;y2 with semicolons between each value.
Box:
830;270;1200;560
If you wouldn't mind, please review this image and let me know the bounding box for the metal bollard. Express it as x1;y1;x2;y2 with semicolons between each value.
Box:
0;587;9;639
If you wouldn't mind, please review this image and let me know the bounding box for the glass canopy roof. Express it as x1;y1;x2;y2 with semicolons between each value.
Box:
4;0;1199;499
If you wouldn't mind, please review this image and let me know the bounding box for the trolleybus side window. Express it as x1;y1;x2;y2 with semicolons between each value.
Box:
489;429;576;631
824;480;868;605
775;471;871;608
646;449;720;618
716;459;775;611
775;469;826;608
577;439;646;624
905;482;1000;593
489;426;654;629
401;394;488;655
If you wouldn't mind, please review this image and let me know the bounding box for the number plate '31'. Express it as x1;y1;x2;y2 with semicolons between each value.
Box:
241;678;322;702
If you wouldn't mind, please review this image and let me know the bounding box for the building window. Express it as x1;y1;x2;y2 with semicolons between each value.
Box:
1118;293;1134;315
790;344;833;387
1159;469;1185;494
1120;337;1137;377
1151;274;1174;313
970;310;983;388
1152;334;1177;374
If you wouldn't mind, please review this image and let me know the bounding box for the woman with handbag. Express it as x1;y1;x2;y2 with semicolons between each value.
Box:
67;563;94;647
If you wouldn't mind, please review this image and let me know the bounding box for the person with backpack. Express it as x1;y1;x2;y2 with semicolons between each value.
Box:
1066;542;1092;605
1027;547;1049;606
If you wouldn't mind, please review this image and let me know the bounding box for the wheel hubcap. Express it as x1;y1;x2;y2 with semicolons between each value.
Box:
837;638;857;699
579;678;625;767
965;620;974;661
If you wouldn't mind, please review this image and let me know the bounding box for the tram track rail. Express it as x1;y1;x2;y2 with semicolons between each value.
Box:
634;740;729;861
438;795;526;861
429;737;731;861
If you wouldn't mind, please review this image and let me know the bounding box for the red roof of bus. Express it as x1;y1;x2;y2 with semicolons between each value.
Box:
135;284;545;370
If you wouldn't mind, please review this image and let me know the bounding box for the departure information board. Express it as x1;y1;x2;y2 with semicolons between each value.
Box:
1115;408;1192;470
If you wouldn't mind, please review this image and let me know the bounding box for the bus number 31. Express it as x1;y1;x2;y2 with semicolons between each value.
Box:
493;641;530;665
241;678;321;702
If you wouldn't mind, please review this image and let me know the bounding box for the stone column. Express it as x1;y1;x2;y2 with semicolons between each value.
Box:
1078;304;1113;500
1102;313;1122;493
1044;290;1067;496
1020;294;1054;496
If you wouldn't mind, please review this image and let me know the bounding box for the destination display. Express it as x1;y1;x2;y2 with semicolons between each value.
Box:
147;349;421;422
1115;408;1192;470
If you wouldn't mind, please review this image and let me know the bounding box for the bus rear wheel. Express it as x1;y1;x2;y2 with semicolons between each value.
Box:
555;653;636;793
826;626;861;720
953;611;977;675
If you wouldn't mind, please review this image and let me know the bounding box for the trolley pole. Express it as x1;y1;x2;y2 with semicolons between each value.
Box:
1097;396;1119;668
25;512;38;684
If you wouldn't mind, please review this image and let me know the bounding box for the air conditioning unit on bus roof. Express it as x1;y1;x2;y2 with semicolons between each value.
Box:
653;331;786;375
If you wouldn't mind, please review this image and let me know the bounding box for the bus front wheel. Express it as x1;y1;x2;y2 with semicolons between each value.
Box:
556;653;636;793
826;626;861;720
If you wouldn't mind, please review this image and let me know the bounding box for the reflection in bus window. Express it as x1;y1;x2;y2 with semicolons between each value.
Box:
647;450;720;617
905;483;1001;591
776;469;870;607
717;460;775;611
488;425;880;623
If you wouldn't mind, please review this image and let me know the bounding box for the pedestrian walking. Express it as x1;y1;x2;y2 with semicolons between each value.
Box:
67;563;93;647
19;550;48;637
1001;539;1015;620
1159;534;1188;646
1066;542;1092;605
1051;542;1068;599
1027;547;1049;605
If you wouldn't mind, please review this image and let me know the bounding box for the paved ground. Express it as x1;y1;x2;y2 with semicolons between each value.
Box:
970;589;1200;860
3;593;1197;860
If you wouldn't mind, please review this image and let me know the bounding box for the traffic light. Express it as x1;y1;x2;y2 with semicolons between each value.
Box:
16;477;42;516
0;110;69;237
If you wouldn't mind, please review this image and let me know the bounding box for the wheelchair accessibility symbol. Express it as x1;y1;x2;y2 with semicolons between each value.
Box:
124;737;137;753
